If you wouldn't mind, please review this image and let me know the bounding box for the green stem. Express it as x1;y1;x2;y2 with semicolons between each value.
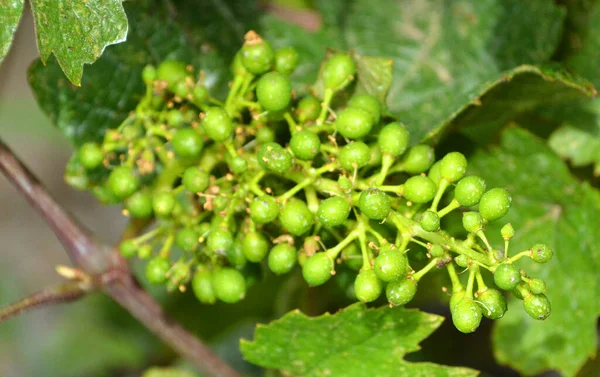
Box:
447;263;464;293
225;75;245;115
507;250;531;264
325;230;359;260
465;267;476;298
474;265;487;291
413;258;439;281
437;199;460;218
430;178;450;212
375;154;395;186
317;88;334;125
358;229;371;269
284;112;299;134
304;186;319;213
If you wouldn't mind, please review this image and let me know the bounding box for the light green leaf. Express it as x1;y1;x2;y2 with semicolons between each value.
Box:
241;303;478;377
0;0;23;63
29;0;128;86
469;127;600;377
142;367;201;377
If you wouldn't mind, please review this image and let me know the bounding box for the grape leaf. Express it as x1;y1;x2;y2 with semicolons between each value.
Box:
142;367;201;377
565;2;600;88
468;127;600;377
29;0;128;86
240;303;478;377
0;0;23;63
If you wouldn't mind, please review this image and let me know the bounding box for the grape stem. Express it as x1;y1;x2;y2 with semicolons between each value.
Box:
317;88;334;125
413;258;439;281
430;178;450;212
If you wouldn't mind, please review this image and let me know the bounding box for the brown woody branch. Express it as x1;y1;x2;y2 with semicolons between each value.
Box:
0;138;241;377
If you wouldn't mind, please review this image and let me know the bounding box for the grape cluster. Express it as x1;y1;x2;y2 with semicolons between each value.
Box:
66;31;552;332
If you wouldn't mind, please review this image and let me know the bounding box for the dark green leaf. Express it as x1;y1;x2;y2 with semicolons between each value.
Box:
469;127;600;377
567;3;600;88
0;0;23;63
241;303;478;377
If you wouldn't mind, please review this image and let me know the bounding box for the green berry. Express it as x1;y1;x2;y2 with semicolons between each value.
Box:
79;142;104;170
477;288;507;319
462;212;484;233
449;290;466;312
142;64;156;83
193;84;208;103
290;130;321;160
182;167;210;193
378;122;409;157
428;161;442;186
401;145;435;174
166;109;185;127
280;199;314;236
145;257;170;284
241;38;275;75
494;263;521;291
386;277;417;306
212;268;246;303
528;278;547;294
226;239;247;267
175;227;199;253
317;196;351;227
530;243;553;263
338;176;353;193
451;298;482;333
230;156;248;174
256;72;292;112
125;191;153;218
455;176;486;207
207;228;234;254
336;107;374;139
455;254;469;268
367;144;382;167
156;60;188;89
419;210;440;232
172;128;204;158
296;96;320;123
403;176;437;204
479;188;511;222
274;46;299;75
242;232;270;262
358;189;391;220
339;141;370;171
302;252;334;286
138;244;153;259
440;152;467;183
192;269;216;304
256;126;275;144
322;53;356;90
341;243;363;271
429;244;445;258
119;239;137;258
374;247;407;282
107;166;140;200
250;196;280;224
201;107;233;142
523;293;551;320
501;223;515;240
268;243;297;275
355;269;383;303
173;80;192;98
153;191;176;217
348;94;381;125
257;142;293;173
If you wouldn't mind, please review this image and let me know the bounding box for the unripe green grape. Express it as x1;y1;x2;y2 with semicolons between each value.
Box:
175;227;199;253
462;211;484;233
193;84;208;103
428;161;442;186
419;210;440;232
92;185;120;204
341;243;363;271
367;144;382;167
455;176;486;207
256;72;292;112
268;243;297;275
242;232;270;262
192;269;216;304
317;196;351;227
79;142;104;170
386;277;417;306
378;122;409;157
338;176;353;193
183;167;210;193
257;142;293;173
122;123;144;140
230;156;248;174
138;244;153;259
530;243;553;263
145;257;170;284
241;38;275;75
455;254;469;268
403;175;437;204
226;239;247;267
156;60;188;89
212;268;246;303
256;126;275;144
494;263;521;290
477;288;507;319
374;247;407;282
302;252;334;286
401;145;435;174
348;94;381;125
107;166;140;200
125;191;153;218
450;290;466;312
207;228;234;254
201;107;233;142
440;152;467;183
512;283;528;300
429;244;445;258
153;191;176;217
523;293;551;320
249;196;279;224
172;128;204;158
336;107;374;139
274;46;299;75
142;64;156;83
231;52;248;77
166;109;185;128
173;80;192;98
501;223;515;240
296;96;320;123
528;278;547;294
290;130;321;160
280;199;314;236
322;53;356;90
339;141;370;171
479;188;512;222
358;189;391;220
119;239;137;258
355;269;383;303
451;298;482;333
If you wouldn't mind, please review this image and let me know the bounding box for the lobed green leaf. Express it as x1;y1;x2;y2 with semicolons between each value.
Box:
0;0;23;63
